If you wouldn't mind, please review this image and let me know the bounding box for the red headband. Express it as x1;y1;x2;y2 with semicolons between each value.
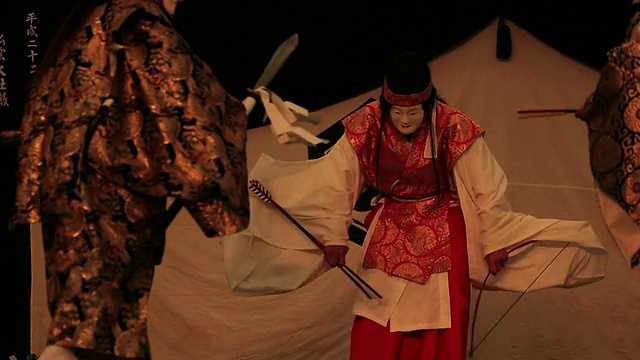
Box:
382;77;433;107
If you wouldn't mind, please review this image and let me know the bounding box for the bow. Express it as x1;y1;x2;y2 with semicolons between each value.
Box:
468;240;570;357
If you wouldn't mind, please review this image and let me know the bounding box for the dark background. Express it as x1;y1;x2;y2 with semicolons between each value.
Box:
0;0;632;356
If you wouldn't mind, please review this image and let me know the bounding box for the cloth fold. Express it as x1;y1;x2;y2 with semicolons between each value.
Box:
252;87;329;146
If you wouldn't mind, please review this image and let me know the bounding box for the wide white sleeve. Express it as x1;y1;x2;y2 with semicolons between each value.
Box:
453;137;608;291
453;137;559;255
286;134;365;247
222;133;365;295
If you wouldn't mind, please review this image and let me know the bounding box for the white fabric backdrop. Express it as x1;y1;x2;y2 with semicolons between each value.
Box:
31;19;640;359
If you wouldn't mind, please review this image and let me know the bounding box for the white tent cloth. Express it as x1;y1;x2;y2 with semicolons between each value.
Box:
30;19;640;359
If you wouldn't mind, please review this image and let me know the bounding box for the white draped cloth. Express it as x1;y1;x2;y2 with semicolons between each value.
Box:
222;134;608;331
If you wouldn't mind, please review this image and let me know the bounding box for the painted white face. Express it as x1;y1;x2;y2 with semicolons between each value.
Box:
389;104;424;135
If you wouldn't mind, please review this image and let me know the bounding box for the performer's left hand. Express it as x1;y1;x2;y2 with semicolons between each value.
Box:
485;249;509;275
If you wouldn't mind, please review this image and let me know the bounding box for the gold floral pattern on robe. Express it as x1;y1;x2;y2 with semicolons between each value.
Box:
12;0;249;357
577;10;640;268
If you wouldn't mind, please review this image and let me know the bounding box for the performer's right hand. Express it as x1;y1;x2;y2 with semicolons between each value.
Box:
323;245;349;267
575;93;594;122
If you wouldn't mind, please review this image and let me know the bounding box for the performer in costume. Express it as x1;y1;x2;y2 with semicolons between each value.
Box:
574;1;640;269
12;0;250;359
222;51;608;359
342;52;493;359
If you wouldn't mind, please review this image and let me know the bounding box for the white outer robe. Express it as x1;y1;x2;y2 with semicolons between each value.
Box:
222;134;608;331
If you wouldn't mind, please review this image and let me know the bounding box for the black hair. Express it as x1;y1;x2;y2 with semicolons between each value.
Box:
385;51;432;94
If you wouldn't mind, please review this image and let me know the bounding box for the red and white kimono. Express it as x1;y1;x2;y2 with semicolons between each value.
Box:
343;99;484;359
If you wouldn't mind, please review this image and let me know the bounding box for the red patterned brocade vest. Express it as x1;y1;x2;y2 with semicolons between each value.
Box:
343;100;484;284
